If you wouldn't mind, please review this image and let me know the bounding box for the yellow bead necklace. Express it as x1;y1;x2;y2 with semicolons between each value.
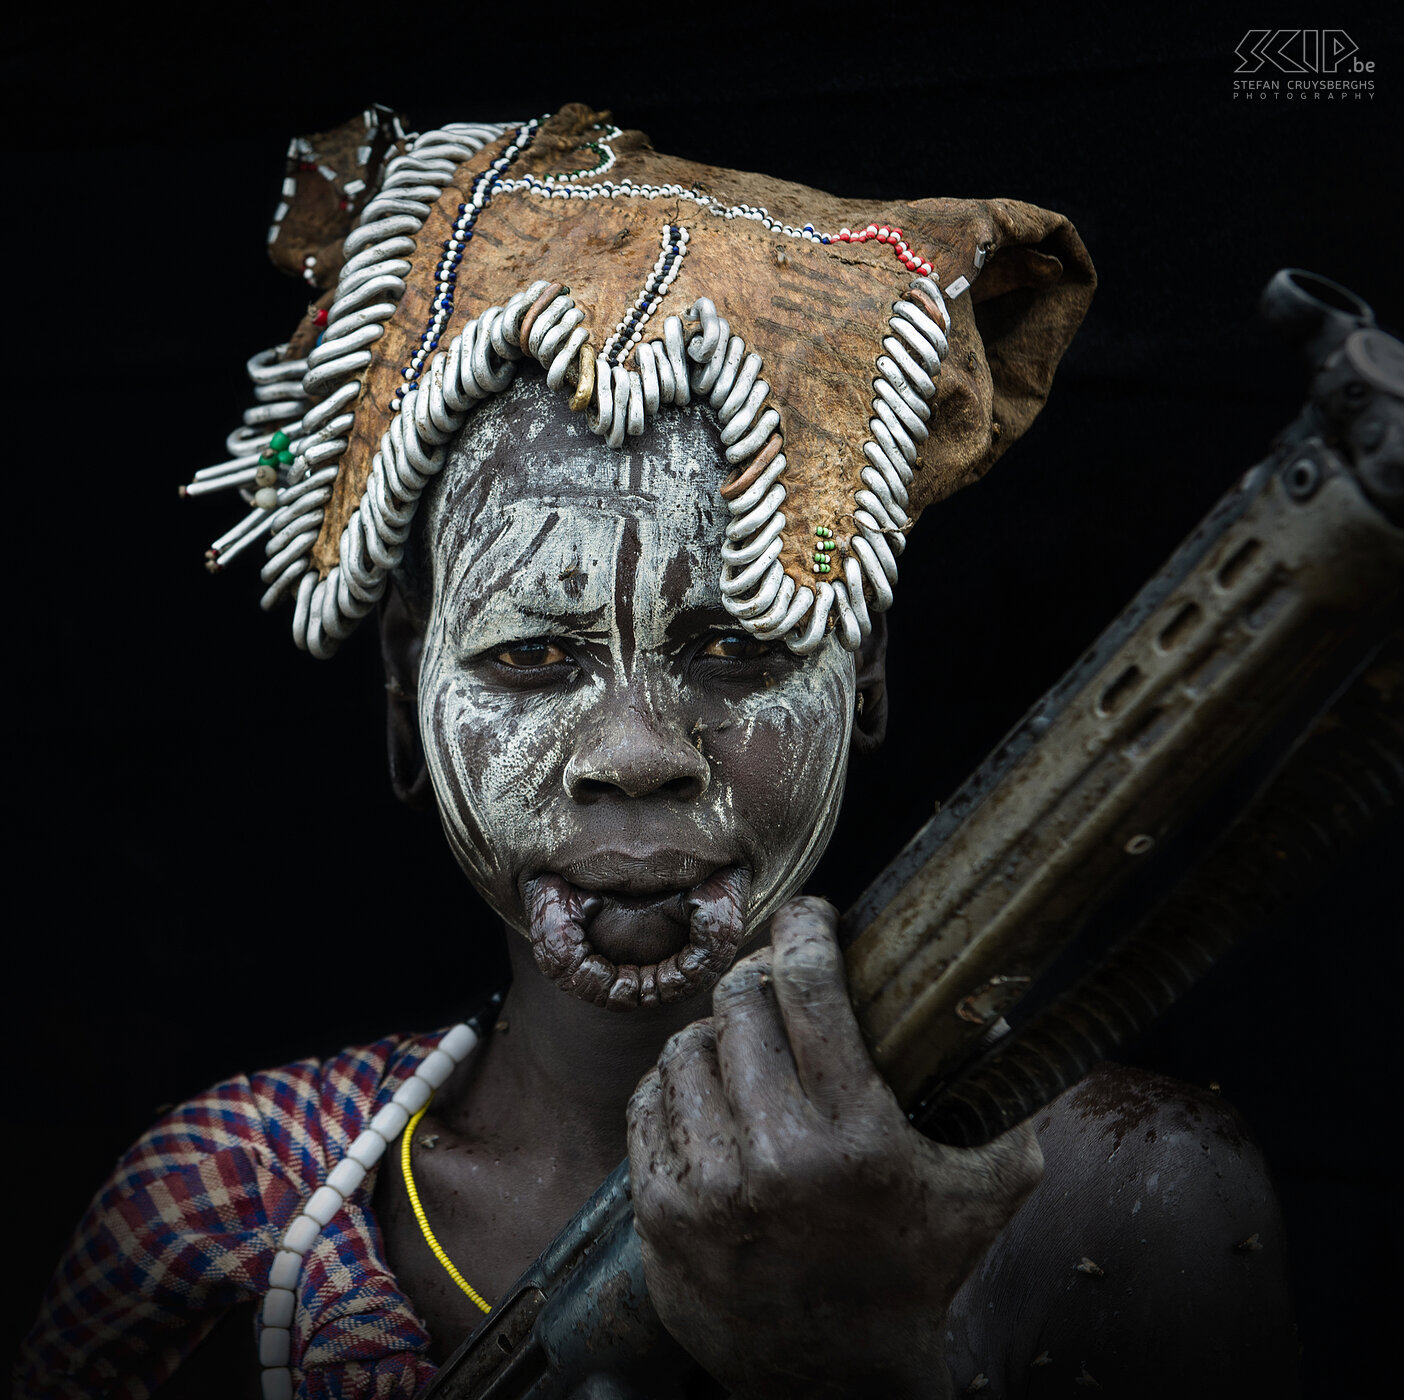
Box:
400;1096;492;1315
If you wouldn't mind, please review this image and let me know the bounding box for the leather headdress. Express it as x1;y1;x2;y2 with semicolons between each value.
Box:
192;103;1095;657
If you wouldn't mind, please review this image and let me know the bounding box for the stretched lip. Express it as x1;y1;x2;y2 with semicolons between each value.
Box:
554;848;725;896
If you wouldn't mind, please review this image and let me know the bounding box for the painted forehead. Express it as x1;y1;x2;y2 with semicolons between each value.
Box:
422;373;730;644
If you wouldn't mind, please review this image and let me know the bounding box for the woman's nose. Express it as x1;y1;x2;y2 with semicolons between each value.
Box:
563;697;710;802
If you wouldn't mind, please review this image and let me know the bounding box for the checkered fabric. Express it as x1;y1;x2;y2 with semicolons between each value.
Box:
17;1032;452;1398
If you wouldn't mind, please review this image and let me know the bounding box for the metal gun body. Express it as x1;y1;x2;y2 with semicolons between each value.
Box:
422;271;1404;1399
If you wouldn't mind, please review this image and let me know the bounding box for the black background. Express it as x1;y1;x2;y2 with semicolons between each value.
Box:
8;2;1402;1394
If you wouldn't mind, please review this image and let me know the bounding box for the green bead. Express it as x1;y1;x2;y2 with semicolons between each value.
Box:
270;430;290;451
277;449;295;465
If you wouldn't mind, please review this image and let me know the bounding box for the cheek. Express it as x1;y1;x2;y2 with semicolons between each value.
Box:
418;647;597;887
704;653;854;854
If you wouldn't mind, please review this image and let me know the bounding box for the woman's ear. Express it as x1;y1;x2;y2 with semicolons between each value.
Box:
851;611;889;757
379;577;434;810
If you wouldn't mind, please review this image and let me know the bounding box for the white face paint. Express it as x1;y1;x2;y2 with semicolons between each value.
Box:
414;370;856;1009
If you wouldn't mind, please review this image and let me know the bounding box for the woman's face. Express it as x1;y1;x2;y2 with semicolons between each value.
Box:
415;372;856;1010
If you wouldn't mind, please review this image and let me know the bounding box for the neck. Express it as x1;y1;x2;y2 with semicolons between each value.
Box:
443;929;705;1173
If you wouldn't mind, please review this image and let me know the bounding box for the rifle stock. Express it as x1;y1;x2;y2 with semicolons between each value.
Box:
421;270;1404;1398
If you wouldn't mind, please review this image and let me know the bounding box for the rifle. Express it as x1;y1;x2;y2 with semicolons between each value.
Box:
420;269;1404;1399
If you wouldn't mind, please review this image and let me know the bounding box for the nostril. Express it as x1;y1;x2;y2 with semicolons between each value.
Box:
661;774;706;801
563;717;713;802
569;772;708;803
571;777;618;805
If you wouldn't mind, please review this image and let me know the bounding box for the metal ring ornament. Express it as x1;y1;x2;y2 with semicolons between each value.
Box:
724;409;781;466
748;574;797;633
719;379;770;447
725;481;787;540
719;535;785;596
687;298;721;362
887;316;942;376
327;273;408;324
607;366;631;448
470;307;515;394
718;353;763;423
537;307;585;366
723;559;787;619
502;281;553;347
708;336;747;411
343;214;426;261
787;581;836;655
756;584;814;641
340;237;417;281
874;362;932;422
652;336;677;404
246;348;308;385
830;579;863;651
880;336;936;398
725;452;788;517
662;318;691;405
721;511;786;566
843;558;873;637
873;380;929;442
548;326;591;392
527;295;575;360
586;353;613;436
636;341;661;414
891;298;949;359
692;318;732;396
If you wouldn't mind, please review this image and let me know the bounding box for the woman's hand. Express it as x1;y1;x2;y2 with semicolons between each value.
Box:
626;897;1042;1399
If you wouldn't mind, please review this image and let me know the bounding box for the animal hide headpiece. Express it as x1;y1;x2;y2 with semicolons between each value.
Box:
189;103;1095;657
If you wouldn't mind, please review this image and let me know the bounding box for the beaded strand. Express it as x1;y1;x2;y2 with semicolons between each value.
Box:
494;172;967;290
393;119;542;408
256;1013;494;1400
602;223;689;366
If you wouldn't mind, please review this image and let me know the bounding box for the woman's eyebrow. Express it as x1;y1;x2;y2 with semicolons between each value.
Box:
664;604;736;645
453;599;612;643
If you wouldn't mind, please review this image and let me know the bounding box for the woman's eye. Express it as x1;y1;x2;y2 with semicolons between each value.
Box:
496;640;569;668
701;633;771;661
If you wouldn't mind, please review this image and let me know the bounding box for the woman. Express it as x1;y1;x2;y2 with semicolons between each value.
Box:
19;104;1296;1399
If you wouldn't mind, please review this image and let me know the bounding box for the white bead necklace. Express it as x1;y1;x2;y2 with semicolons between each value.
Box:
256;1018;485;1400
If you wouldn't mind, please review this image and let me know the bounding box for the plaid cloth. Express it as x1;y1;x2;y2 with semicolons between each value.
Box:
16;1031;451;1399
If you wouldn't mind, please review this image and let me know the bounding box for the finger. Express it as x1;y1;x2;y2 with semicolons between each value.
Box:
710;951;803;1159
948;1118;1045;1211
626;1066;684;1240
656;1021;743;1192
767;897;885;1122
657;1022;731;1152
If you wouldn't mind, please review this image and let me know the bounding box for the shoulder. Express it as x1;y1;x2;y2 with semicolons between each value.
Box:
945;1063;1299;1397
17;1031;431;1398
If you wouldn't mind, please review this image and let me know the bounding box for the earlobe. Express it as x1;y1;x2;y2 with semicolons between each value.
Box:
379;578;434;810
851;612;889;757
